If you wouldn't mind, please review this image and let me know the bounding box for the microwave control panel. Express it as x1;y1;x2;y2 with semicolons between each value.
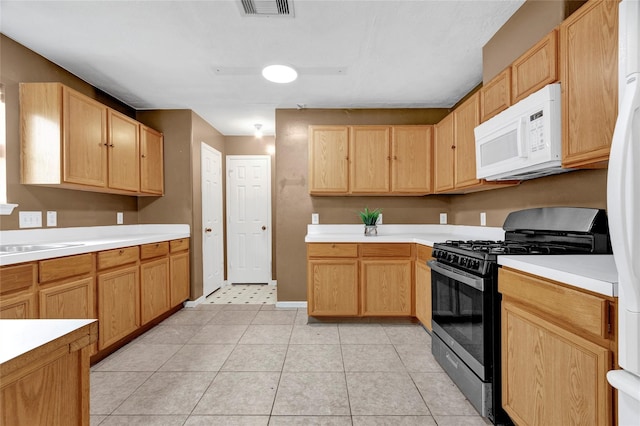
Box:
529;110;546;152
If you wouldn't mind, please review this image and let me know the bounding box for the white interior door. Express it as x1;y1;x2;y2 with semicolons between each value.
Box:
201;143;224;296
226;155;271;284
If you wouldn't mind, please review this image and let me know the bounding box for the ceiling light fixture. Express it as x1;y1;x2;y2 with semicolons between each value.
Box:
262;64;297;83
254;123;263;138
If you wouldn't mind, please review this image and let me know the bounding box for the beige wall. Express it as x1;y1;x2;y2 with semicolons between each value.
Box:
0;35;139;230
275;108;451;302
483;0;586;82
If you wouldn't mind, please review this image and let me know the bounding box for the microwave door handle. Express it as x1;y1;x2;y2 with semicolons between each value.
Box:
428;260;485;291
518;117;528;158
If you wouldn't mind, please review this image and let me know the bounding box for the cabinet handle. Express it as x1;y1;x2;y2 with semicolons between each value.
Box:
451;145;456;149
119;249;124;255
141;154;146;158
393;156;398;160
109;144;114;148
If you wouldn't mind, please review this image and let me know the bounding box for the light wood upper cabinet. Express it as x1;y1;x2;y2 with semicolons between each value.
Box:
454;93;481;189
512;29;559;103
480;68;512;122
140;125;164;195
391;126;433;194
308;126;350;194
349;126;391;193
560;0;618;168
434;113;456;193
499;267;615;426
108;109;140;192
20;82;164;196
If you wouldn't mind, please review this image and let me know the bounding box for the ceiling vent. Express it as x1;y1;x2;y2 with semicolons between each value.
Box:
240;0;293;17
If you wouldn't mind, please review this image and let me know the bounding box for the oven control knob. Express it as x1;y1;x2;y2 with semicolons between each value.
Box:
460;258;467;266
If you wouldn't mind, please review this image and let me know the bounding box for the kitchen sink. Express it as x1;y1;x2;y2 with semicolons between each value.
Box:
0;243;84;253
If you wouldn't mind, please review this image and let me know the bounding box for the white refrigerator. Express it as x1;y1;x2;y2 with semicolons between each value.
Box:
606;0;640;424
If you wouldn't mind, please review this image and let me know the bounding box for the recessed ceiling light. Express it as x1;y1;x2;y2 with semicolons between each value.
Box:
262;64;297;83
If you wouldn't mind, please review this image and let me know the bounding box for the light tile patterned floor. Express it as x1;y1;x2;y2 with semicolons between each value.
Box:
90;305;491;426
205;284;277;304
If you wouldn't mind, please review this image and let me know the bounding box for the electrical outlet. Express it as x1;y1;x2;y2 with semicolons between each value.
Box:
439;213;447;225
376;214;383;225
47;211;57;227
311;213;319;224
19;211;42;228
480;212;487;226
117;212;124;224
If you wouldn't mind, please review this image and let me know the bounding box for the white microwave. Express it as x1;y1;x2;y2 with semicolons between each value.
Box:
474;83;571;181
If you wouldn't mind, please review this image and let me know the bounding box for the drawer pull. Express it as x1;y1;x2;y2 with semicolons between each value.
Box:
119;249;124;255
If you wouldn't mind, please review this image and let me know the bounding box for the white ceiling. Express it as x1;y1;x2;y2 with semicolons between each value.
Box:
0;0;525;136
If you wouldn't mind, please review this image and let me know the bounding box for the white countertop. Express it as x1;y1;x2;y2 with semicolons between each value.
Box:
305;224;505;245
498;255;618;297
0;224;190;266
306;224;618;298
0;319;96;364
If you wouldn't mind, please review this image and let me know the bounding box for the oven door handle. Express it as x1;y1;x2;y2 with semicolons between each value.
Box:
428;260;485;292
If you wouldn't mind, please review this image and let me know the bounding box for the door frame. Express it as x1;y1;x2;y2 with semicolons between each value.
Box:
225;155;273;284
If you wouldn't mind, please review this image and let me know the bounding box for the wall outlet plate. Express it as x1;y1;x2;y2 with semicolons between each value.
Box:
439;213;447;225
47;211;57;227
376;214;382;225
19;211;42;228
311;213;319;224
480;212;487;226
117;212;124;224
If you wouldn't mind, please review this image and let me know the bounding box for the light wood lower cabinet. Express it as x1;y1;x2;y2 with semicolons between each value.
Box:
169;250;190;307
140;258;170;325
414;245;433;331
499;267;615;426
39;277;94;320
0;263;37;319
97;265;140;350
307;242;414;317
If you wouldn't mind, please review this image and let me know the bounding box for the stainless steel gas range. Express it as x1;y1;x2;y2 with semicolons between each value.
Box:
428;207;612;425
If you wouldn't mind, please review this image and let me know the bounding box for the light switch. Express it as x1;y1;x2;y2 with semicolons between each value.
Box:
117;212;124;224
439;213;447;225
311;213;319;224
376;214;383;225
480;212;487;226
19;211;42;228
47;211;57;227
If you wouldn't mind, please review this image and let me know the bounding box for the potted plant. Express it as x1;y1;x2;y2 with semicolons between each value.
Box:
358;207;382;236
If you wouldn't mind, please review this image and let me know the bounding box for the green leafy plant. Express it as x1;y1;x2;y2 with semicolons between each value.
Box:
358;207;382;226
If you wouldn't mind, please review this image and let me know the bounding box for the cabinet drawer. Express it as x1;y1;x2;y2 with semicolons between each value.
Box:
307;243;358;258
498;267;610;339
0;263;36;295
170;238;189;253
140;241;169;260
416;244;433;262
39;254;93;283
360;243;412;258
97;246;139;270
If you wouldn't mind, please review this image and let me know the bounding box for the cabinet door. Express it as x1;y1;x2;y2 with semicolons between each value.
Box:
308;126;349;194
480;68;512;122
391;126;433;194
39;277;95;319
349;126;391;193
0;293;36;319
434;113;455;193
415;261;432;331
502;301;612;426
140;125;164;195
97;265;139;350
62;86;108;187
454;93;481;189
361;260;412;316
512;29;558;103
141;258;170;325
308;259;358;316
170;252;190;307
560;0;617;168
108;109;140;192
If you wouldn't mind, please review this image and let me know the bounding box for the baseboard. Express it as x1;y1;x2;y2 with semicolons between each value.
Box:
269;280;277;286
275;301;307;309
184;295;206;308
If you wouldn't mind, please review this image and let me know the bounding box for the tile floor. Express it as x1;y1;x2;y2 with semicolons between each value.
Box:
90;304;491;426
205;284;277;305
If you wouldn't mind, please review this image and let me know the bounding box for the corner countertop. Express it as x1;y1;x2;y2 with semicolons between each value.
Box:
0;319;97;365
498;255;618;297
305;224;618;298
0;224;190;266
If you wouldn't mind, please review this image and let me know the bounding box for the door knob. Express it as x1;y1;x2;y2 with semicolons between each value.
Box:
262;226;267;230
205;228;212;233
